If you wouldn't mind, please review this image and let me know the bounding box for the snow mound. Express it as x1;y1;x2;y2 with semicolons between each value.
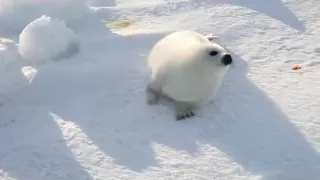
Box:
18;15;80;65
0;0;93;35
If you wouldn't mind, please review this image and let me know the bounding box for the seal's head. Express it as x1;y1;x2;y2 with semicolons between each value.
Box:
203;41;233;67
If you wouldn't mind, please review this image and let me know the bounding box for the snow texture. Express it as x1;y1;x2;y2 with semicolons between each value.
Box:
0;38;25;91
0;0;98;37
18;15;80;65
1;0;320;180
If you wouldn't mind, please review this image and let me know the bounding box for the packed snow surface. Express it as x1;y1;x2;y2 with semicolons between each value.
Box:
0;38;24;89
0;0;94;35
18;15;79;65
1;0;320;180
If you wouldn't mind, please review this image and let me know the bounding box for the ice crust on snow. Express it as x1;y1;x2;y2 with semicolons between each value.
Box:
18;15;80;65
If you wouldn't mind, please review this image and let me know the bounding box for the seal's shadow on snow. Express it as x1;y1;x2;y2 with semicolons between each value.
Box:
206;50;320;179
193;0;305;32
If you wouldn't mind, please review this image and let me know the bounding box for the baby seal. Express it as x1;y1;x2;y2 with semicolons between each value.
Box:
146;30;232;120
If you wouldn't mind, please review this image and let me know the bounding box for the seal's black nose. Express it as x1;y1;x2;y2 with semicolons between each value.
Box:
222;54;232;65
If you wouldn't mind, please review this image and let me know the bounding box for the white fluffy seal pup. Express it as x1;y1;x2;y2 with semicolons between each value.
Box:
146;30;233;120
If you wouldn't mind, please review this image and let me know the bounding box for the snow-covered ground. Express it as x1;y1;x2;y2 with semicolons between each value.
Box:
1;0;320;179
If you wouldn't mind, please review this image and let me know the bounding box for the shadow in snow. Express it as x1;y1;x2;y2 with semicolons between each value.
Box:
0;39;94;180
87;0;116;7
202;50;320;180
11;29;319;180
0;100;94;180
191;0;305;32
0;5;118;178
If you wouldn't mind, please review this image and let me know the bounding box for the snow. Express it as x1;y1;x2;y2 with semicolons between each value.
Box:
18;15;80;65
1;0;320;180
0;0;99;37
0;38;25;90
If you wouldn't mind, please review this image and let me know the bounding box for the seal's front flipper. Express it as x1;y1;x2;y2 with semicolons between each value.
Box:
174;102;196;120
176;110;195;120
146;83;160;105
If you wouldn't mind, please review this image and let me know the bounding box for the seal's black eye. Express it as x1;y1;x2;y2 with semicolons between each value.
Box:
209;51;219;56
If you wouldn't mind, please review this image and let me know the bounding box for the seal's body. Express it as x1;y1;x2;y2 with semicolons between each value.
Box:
146;30;232;120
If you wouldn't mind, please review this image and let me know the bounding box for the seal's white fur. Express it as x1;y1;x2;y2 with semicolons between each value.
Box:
146;30;231;119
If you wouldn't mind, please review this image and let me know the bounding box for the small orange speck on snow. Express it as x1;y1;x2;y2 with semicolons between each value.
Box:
292;65;302;70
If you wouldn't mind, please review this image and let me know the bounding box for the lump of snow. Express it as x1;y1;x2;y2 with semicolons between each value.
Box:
18;15;80;65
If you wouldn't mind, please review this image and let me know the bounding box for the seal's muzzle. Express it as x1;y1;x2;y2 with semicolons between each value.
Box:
222;54;232;66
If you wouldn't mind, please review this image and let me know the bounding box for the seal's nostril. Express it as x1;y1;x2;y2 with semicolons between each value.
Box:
222;54;232;65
